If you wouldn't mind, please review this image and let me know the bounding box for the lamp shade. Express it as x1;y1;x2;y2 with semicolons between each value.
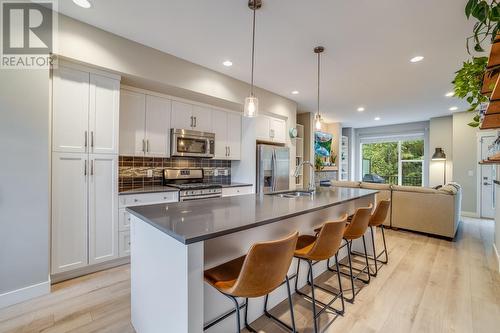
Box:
432;148;446;160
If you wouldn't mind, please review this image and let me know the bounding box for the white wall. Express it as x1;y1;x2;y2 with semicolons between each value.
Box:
429;116;453;187
0;69;50;306
453;112;479;215
57;14;297;187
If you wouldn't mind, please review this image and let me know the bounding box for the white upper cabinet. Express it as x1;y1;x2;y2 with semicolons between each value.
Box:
192;105;212;132
270;118;287;143
88;154;118;265
212;109;228;159
227;113;242;160
53;66;120;155
89;74;120;155
211;110;241;160
52;67;90;153
145;95;171;157
51;152;89;274
256;115;287;144
171;101;194;130
119;90;146;156
119;90;171;157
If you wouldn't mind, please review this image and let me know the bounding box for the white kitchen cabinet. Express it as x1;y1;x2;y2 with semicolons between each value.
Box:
88;154;118;265
52;67;90;153
119;90;146;156
51;152;89;274
119;90;171;157
192;105;212;132
227;113;242;160
171;101;194;130
53;67;120;154
221;186;253;197
171;101;212;132
119;231;131;258
211;110;241;160
89;74;120;155
256;115;287;143
145;95;171;157
119;208;131;231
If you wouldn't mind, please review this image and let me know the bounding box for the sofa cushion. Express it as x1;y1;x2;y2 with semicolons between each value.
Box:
391;185;443;194
360;182;392;190
330;180;361;188
439;185;458;195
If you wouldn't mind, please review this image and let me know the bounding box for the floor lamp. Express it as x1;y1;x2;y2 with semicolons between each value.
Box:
432;147;447;185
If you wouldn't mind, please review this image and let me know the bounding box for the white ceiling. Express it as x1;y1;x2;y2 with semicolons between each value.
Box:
58;0;475;128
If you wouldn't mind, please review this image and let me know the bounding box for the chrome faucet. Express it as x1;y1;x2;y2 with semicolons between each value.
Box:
294;160;315;192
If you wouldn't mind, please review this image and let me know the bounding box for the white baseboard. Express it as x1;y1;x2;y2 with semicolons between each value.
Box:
494;243;500;273
461;211;479;218
0;278;50;309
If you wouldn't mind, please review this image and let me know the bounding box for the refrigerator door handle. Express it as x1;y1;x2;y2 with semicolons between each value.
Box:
272;149;277;191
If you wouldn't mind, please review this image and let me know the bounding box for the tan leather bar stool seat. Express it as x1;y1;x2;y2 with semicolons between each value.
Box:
292;214;348;333
203;232;299;332
328;204;373;304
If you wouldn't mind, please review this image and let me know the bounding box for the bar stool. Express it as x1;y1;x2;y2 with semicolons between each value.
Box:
327;204;373;303
367;199;391;276
203;232;299;333
293;214;348;333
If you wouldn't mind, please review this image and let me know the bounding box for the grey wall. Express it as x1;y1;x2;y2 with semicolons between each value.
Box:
453;112;479;214
0;69;50;294
429;116;453;187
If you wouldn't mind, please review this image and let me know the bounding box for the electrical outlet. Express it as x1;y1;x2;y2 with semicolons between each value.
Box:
219;169;229;176
147;169;153;178
213;169;219;177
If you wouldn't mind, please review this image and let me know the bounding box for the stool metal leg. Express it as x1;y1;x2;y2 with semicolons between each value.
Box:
359;235;371;284
380;225;389;264
370;226;379;276
334;254;345;315
308;260;319;333
244;298;258;333
228;295;241;333
345;240;355;303
263;276;297;333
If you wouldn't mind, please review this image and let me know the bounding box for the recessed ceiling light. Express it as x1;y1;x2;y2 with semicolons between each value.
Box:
291;90;299;95
222;60;233;67
374;117;381;121
445;91;454;97
357;107;365;112
410;56;424;63
449;106;458;111
73;0;92;8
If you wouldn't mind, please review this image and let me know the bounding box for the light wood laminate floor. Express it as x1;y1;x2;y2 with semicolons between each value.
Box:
0;217;499;333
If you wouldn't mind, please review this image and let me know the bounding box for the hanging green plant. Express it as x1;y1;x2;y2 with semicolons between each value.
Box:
465;0;500;53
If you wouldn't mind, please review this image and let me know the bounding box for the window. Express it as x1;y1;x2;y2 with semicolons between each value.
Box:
361;139;424;186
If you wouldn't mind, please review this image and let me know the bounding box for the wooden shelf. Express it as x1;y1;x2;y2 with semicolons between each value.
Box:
479;160;500;164
482;70;498;96
480;113;500;129
490;72;500;101
486;100;500;115
487;42;500;69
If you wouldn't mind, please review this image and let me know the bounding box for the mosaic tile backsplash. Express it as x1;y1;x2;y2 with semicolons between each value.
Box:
119;156;231;192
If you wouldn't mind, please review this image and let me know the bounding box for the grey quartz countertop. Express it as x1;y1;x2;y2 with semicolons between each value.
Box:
126;187;378;244
219;183;253;188
119;186;179;195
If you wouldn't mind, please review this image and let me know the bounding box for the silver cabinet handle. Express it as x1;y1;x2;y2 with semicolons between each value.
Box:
190;116;194;127
194;117;197;128
90;131;94;148
84;160;87;176
147;140;150;153
142;139;146;153
90;160;94;175
228;146;231;157
84;131;88;148
225;146;228;157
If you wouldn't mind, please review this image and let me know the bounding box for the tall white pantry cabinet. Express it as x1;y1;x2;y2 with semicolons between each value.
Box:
51;64;120;275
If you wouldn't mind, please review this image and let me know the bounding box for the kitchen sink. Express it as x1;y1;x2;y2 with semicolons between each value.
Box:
269;190;314;198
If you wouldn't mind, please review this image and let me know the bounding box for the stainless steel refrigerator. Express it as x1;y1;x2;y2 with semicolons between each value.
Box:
257;144;290;194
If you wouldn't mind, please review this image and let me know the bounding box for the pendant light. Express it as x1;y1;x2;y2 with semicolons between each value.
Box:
314;46;324;130
244;0;261;118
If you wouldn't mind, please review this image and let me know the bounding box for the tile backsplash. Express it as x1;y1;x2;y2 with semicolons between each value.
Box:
119;156;231;192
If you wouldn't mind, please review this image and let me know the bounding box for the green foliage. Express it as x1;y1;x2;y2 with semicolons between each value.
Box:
465;0;500;53
314;155;324;171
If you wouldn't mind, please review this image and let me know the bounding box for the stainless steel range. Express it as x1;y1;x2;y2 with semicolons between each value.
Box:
162;168;222;202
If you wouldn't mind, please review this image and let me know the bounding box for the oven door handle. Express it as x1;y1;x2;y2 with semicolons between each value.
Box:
180;194;222;202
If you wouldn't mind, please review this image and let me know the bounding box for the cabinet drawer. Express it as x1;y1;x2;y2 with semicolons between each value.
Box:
222;186;253;197
119;231;130;257
119;191;179;208
118;208;131;231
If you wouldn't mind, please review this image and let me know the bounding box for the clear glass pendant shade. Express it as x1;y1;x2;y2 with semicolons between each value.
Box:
244;96;259;118
315;114;322;130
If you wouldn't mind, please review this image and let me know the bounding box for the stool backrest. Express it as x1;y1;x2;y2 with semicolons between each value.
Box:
307;214;348;261
344;204;373;240
230;231;299;298
369;199;391;227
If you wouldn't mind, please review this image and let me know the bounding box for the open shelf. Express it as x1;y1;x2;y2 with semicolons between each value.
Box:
486;100;500;115
480;113;500;129
479;160;500;164
487;42;500;69
482;70;498;96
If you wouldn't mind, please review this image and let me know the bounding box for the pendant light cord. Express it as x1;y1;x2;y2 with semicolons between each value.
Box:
317;51;320;118
250;5;256;96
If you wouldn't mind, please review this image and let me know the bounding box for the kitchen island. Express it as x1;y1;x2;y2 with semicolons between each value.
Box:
127;186;377;333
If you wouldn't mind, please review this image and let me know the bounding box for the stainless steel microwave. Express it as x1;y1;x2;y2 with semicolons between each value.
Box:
171;129;215;158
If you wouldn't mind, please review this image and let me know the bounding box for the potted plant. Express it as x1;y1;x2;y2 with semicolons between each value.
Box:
465;0;500;53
